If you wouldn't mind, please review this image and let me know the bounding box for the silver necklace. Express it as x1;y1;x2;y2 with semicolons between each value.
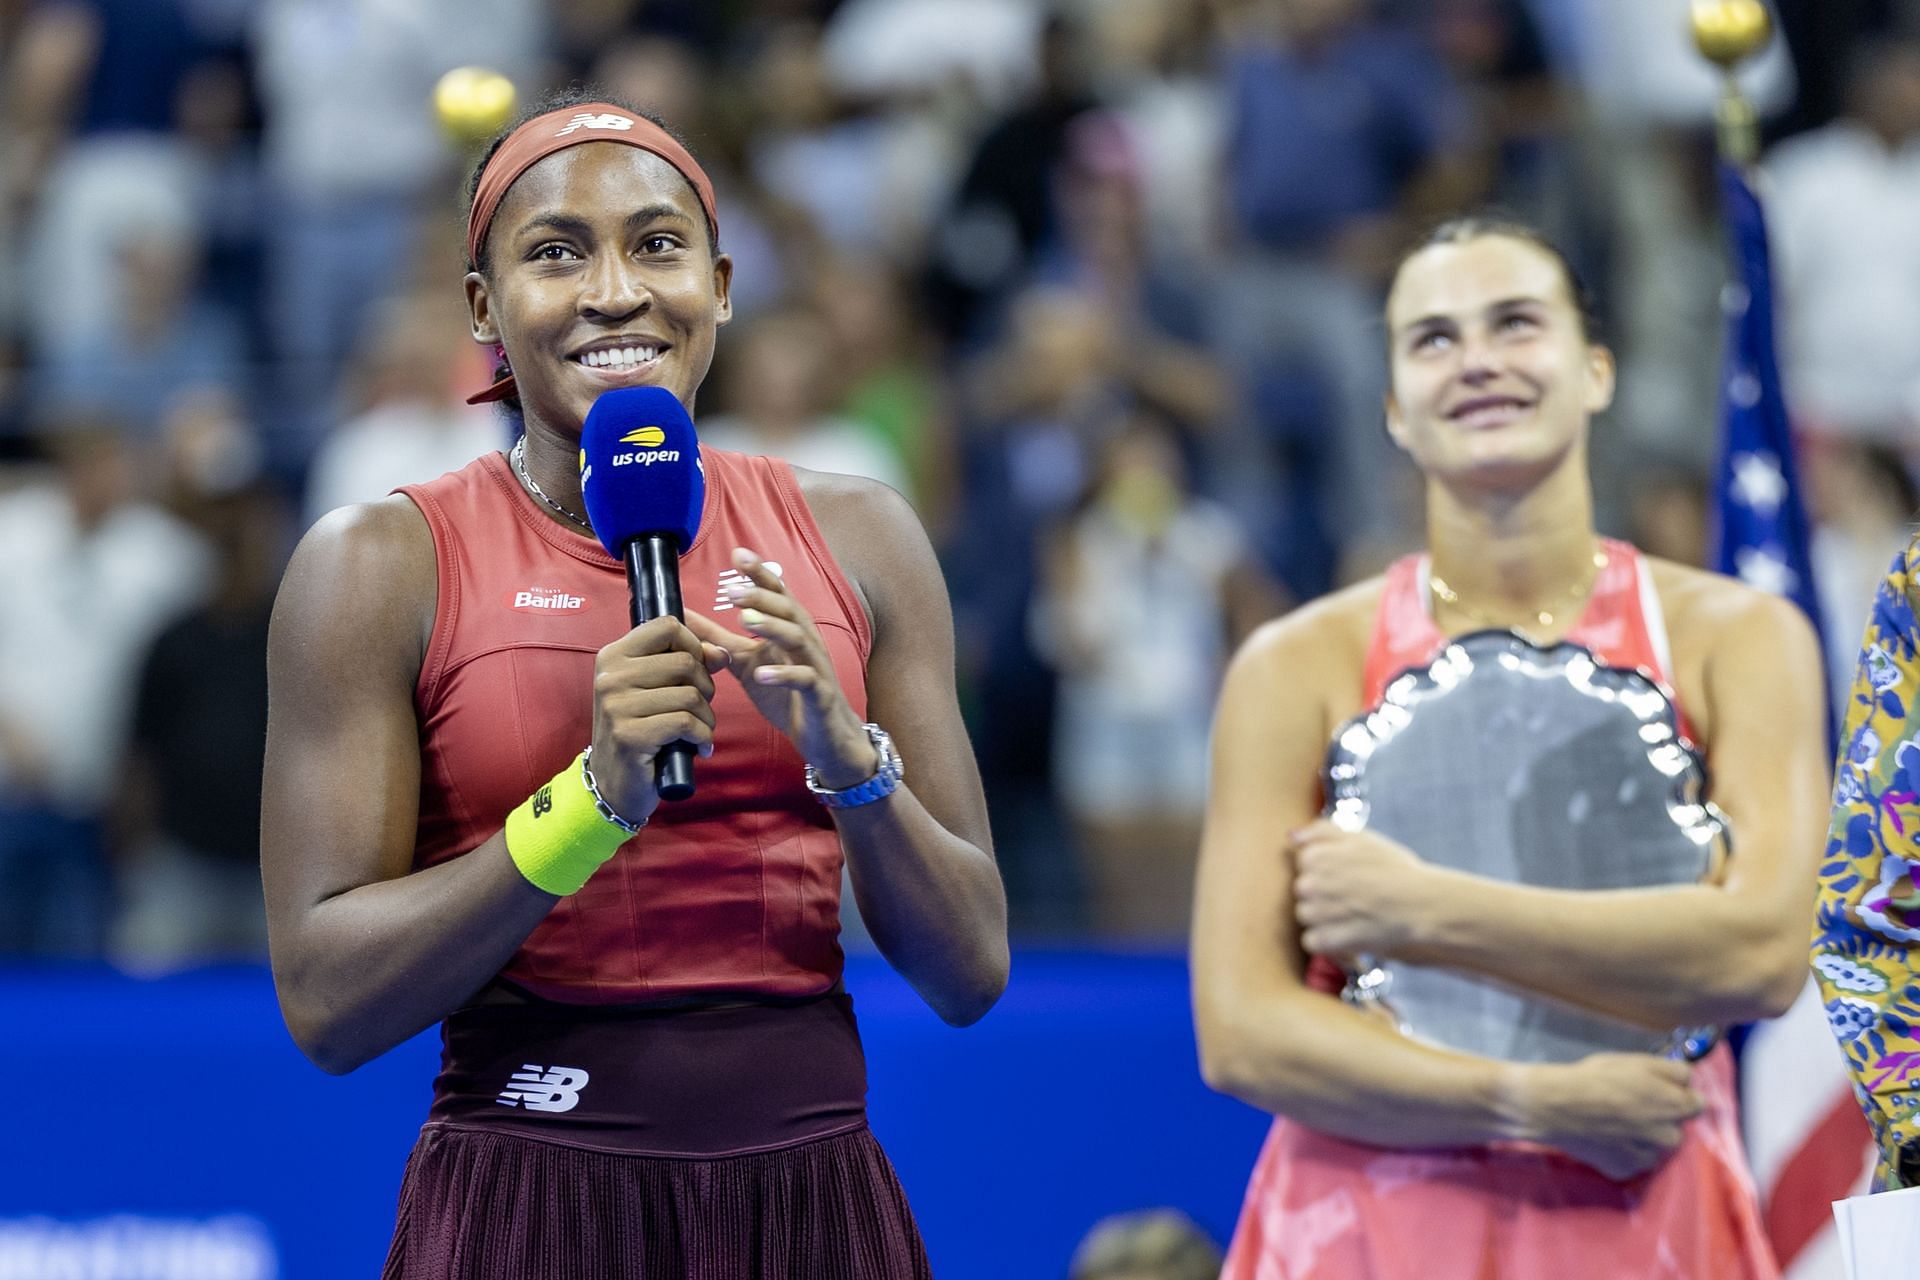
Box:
510;437;591;529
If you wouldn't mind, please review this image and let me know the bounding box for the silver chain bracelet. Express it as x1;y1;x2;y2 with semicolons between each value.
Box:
580;746;645;834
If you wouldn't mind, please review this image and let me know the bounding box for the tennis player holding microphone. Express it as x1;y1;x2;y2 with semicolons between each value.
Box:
261;92;1006;1278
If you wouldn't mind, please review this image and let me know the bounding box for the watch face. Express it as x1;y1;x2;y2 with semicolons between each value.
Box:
873;729;901;777
806;726;902;806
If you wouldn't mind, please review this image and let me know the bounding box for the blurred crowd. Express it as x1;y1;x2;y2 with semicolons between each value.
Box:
2;0;1919;966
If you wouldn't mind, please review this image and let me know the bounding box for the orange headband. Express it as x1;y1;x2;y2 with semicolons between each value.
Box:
465;102;720;405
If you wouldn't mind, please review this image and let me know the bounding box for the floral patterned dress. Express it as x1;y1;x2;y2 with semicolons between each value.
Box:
1814;533;1920;1188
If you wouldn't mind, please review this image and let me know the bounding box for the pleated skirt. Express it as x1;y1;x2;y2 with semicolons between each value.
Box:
382;993;931;1279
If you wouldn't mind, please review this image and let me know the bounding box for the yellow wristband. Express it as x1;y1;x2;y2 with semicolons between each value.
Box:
503;751;634;895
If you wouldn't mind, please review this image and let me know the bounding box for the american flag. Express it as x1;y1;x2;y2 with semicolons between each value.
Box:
1709;161;1874;1279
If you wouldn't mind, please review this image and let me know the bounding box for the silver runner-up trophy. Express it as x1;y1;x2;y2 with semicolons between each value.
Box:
1324;630;1726;1063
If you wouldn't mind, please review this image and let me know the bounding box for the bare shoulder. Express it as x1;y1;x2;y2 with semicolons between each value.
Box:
790;465;916;539
789;465;930;629
1644;555;1817;652
282;495;434;604
1230;576;1381;693
1645;556;1823;748
272;495;436;682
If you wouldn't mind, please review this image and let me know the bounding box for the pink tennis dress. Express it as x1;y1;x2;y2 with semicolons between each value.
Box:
1221;539;1779;1280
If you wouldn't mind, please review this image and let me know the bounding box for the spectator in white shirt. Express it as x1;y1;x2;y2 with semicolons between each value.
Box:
698;304;910;494
1767;36;1920;448
0;419;209;955
303;290;502;525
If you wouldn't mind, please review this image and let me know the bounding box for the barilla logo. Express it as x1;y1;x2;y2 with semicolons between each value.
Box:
506;587;590;613
555;112;633;137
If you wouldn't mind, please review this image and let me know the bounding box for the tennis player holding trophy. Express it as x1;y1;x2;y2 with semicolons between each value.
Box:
1192;218;1828;1279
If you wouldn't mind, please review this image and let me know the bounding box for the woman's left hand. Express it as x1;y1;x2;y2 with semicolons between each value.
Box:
1290;819;1451;961
685;546;879;788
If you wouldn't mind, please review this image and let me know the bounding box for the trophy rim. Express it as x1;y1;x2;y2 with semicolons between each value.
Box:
1323;628;1725;849
1320;628;1728;1062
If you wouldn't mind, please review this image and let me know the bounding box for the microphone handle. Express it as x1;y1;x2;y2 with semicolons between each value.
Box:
626;534;696;802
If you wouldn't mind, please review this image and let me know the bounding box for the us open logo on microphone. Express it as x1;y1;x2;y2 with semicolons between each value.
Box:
610;425;680;468
506;586;591;613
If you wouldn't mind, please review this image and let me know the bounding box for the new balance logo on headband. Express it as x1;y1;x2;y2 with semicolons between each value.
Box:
555;112;634;137
496;1064;590;1113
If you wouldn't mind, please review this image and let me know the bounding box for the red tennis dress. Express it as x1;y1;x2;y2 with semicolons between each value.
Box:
401;446;870;1004
1221;539;1778;1280
382;447;928;1280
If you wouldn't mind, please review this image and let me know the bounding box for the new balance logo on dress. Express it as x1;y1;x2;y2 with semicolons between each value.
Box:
496;1065;590;1112
713;563;782;611
554;112;633;137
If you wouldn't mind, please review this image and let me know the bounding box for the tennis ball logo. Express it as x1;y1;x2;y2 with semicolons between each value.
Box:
610;425;679;466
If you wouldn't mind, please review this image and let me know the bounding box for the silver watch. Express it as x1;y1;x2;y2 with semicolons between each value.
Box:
805;724;904;809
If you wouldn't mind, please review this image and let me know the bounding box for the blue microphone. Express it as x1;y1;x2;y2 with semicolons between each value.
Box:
579;386;706;801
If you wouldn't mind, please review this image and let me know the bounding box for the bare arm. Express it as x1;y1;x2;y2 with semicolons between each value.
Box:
834;485;1007;1023
262;500;557;1073
1295;589;1828;1028
1192;607;1700;1175
689;475;1008;1026
264;498;724;1073
1195;610;1531;1144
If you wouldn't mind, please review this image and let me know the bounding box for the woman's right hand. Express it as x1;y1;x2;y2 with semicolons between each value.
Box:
1519;1053;1705;1182
589;617;729;824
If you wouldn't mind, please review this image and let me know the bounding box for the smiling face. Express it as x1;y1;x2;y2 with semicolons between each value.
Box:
1384;234;1614;494
464;141;732;436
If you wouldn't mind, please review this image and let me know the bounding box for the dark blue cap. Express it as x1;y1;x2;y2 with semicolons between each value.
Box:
577;386;705;555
